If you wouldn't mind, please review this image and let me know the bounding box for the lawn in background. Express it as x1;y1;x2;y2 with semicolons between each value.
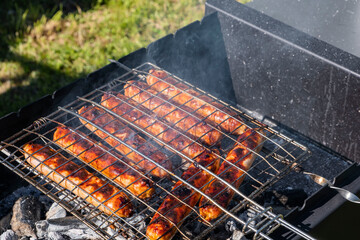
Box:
0;0;205;116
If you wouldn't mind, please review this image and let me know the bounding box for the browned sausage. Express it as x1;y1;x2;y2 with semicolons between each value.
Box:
23;143;133;218
101;93;211;160
78;105;172;178
123;81;222;146
146;69;248;135
146;149;220;240
198;129;264;221
100;92;221;239
53;126;154;200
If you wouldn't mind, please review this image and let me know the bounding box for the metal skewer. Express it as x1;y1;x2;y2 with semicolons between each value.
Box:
303;172;360;204
262;146;360;204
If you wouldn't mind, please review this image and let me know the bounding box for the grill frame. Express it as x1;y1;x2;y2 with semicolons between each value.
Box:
0;62;312;240
0;1;359;238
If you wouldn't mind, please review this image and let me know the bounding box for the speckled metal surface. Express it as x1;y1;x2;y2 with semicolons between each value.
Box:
205;0;360;163
248;0;360;59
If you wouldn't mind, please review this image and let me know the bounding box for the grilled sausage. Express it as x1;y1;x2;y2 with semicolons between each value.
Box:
53;126;154;200
146;149;220;240
23;143;133;218
78;106;172;178
198;129;264;221
146;69;248;135
101;93;211;160
123;81;222;146
100;92;221;238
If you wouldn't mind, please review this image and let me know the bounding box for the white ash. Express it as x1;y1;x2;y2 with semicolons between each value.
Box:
104;227;126;240
47;232;65;240
46;202;66;220
225;219;249;240
86;213;145;239
125;214;146;232
225;219;237;232
0;230;18;240
238;208;258;230
229;230;246;240
36;217;100;240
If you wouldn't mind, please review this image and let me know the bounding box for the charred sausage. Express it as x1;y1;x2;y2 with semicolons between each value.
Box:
78;105;172;178
146;69;248;135
146;149;220;240
198;129;264;221
23;143;133;218
100;92;221;239
123;81;222;146
53;126;154;200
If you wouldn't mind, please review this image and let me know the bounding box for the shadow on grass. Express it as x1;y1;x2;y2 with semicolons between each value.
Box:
0;0;103;56
0;0;103;116
0;51;84;117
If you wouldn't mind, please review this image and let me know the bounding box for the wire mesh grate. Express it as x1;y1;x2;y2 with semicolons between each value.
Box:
0;62;312;240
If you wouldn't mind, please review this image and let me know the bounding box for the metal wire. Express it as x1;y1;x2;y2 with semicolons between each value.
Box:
0;62;313;240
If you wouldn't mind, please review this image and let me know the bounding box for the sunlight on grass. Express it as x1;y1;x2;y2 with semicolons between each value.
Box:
15;0;205;77
0;61;25;81
0;0;205;115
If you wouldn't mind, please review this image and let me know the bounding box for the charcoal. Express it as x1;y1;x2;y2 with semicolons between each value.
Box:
35;220;48;239
46;203;66;220
35;217;100;240
38;195;54;212
264;189;308;208
104;227;126;240
10;196;43;238
231;230;246;240
0;187;42;220
0;230;18;240
0;212;12;234
126;214;146;232
47;232;65;240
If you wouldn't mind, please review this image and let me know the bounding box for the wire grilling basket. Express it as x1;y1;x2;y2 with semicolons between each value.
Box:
0;62;313;240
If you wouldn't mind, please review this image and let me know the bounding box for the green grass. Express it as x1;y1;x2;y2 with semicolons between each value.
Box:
0;0;251;117
0;0;205;116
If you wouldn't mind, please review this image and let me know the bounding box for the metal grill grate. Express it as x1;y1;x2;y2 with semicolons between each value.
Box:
0;62;312;240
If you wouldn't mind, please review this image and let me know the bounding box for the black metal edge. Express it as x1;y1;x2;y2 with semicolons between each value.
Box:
263;118;354;165
0;94;52;140
270;163;360;239
205;0;360;76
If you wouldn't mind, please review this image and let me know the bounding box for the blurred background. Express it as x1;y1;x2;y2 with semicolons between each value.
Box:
0;0;211;117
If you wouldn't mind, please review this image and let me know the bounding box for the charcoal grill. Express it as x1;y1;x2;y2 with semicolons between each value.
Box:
0;62;313;239
0;0;360;239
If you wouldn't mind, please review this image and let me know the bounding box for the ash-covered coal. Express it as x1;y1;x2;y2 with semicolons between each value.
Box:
263;189;308;210
36;217;100;240
46;202;66;220
0;186;50;220
10;196;44;238
0;190;150;240
0;191;99;240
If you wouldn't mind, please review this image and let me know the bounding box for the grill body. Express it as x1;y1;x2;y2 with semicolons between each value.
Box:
205;0;360;163
0;0;359;239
